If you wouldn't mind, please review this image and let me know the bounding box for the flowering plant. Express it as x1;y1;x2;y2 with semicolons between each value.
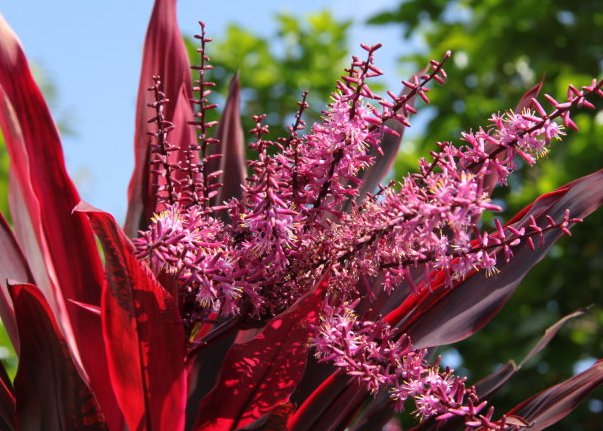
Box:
0;1;602;430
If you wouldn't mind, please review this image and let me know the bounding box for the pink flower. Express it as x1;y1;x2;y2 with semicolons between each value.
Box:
0;2;602;430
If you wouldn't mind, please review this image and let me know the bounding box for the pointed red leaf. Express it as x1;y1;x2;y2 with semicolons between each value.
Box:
287;371;346;431
475;362;519;401
0;212;34;352
193;277;328;431
519;307;589;368
81;204;187;431
507;360;603;430
295;384;368;431
0;356;15;431
186;333;239;430
124;0;196;235
409;308;591;431
472;307;589;402
0;15;122;428
348;392;395;431
387;169;603;349
212;73;247;207
10;283;106;430
237;402;296;431
515;79;544;114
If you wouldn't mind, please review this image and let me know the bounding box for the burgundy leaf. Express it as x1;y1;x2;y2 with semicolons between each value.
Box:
289;355;336;411
193;277;328;431
10;283;106;430
519;307;589;368
507;360;603;430
124;0;196;235
185;333;238;430
348;392;395;431
0;15;122;428
299;386;370;431
0;358;15;431
287;371;351;431
515;79;544;114
388;169;603;349
68;299;101;316
236;402;296;431
81;204;187;431
479;362;521;400
472;307;588;401
409;308;590;431
474;309;589;404
0;212;33;352
211;73;247;207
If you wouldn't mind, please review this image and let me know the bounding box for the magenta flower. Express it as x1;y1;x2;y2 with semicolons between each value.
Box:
1;1;603;430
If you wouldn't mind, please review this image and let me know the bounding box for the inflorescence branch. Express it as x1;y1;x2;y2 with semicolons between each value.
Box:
187;21;221;211
147;75;178;210
133;24;603;428
281;91;309;203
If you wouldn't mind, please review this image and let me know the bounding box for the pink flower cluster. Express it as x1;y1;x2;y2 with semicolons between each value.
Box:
132;27;603;426
133;205;240;317
313;305;479;419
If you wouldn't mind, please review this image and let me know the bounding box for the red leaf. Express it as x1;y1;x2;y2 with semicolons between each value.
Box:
519;307;589;368
0;15;122;428
0;212;34;352
81;204;187;431
0;357;15;431
10;283;106;430
507;360;603;430
347;392;395;431
472;307;589;401
409;308;591;431
387;169;603;349
287;371;345;431
211;73;247;208
193;277;328;431
474;362;518;400
124;0;197;235
293;384;368;431
515;79;544;114
237;402;296;431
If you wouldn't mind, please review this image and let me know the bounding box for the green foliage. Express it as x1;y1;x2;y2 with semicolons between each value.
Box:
186;11;351;137
371;1;603;428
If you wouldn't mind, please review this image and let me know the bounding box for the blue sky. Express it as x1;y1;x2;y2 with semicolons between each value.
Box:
2;1;406;222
